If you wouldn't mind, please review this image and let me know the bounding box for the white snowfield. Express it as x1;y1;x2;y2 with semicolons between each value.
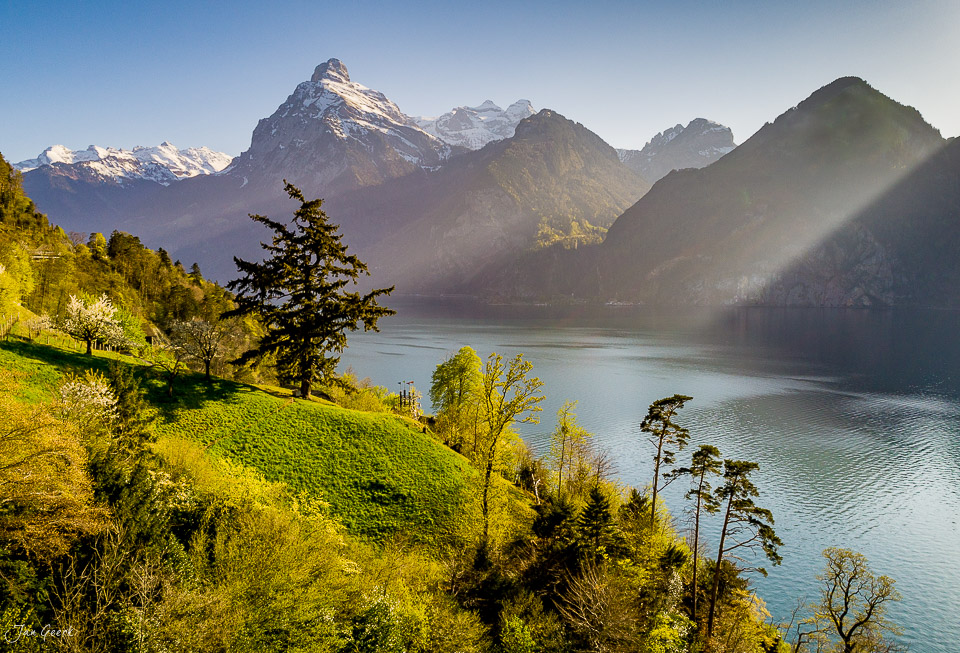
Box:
274;59;533;156
414;99;536;150
284;59;416;137
15;142;233;185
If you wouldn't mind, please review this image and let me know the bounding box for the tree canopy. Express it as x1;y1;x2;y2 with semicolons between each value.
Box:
227;182;395;398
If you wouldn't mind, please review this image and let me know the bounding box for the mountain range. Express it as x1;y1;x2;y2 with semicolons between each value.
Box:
13;61;957;307
15;142;231;183
487;77;955;306
15;59;725;287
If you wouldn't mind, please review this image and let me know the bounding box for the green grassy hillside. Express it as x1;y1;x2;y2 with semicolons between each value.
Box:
0;338;480;546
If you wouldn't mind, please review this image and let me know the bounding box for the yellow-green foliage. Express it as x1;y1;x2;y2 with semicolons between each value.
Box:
0;369;108;560
0;241;34;315
0;339;486;549
535;217;606;250
0;340;495;651
325;371;397;413
155;393;478;544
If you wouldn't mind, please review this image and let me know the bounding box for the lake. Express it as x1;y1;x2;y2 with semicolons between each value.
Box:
341;299;960;652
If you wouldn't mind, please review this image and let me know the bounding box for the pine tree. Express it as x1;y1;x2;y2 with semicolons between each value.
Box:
107;361;153;450
641;394;692;531
577;486;614;555
227;183;394;398
705;459;782;642
670;444;722;622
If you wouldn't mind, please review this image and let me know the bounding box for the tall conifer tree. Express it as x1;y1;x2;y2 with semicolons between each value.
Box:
227;183;394;398
705;459;782;642
641;394;692;531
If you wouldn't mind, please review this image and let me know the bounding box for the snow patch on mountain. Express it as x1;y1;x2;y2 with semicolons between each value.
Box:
237;58;451;180
414;99;536;150
15;143;233;185
617;118;736;183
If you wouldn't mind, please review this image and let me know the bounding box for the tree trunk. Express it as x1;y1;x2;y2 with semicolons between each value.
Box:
692;473;704;622
85;339;93;355
204;360;211;381
557;435;566;496
650;438;663;531
707;494;734;642
481;459;493;546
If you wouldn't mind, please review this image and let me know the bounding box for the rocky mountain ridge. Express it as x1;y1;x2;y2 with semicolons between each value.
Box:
414;99;536;150
16;63;958;308
226;58;452;194
616;118;735;183
557;77;949;307
343;108;650;292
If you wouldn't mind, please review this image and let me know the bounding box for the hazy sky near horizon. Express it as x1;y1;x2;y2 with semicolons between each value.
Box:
2;0;958;163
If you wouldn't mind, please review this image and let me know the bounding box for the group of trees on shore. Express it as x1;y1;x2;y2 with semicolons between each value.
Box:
427;345;905;652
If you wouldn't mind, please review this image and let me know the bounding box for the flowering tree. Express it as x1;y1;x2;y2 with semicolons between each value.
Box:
63;294;125;355
145;334;190;398
57;370;119;426
170;317;237;380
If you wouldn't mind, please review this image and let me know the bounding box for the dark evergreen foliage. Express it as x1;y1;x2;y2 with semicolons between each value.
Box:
641;394;692;530
227;182;394;398
577;486;615;555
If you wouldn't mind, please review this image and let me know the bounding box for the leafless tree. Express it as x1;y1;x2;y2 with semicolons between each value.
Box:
556;559;638;653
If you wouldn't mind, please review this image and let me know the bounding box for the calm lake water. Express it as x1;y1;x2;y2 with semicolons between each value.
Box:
341;300;960;652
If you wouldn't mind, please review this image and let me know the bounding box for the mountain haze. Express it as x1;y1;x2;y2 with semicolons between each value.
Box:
593;77;946;305
338;109;650;291
14;64;956;308
14;60;651;287
754;135;960;306
414;100;536;150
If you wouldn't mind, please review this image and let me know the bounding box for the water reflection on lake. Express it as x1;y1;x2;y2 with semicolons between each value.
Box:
341;300;960;653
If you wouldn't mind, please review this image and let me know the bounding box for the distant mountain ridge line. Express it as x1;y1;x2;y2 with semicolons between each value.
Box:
17;57;750;300
14;142;233;186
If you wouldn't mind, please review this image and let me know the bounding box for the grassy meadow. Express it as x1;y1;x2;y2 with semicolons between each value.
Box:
0;336;485;547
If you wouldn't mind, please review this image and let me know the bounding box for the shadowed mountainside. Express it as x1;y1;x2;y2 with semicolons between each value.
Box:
484;77;951;306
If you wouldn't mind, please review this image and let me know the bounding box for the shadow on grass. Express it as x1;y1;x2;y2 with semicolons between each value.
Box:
0;338;252;416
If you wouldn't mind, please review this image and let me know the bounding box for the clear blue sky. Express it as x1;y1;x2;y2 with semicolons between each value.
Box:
2;0;958;163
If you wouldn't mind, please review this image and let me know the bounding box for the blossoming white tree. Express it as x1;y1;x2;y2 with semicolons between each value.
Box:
63;294;124;355
57;370;119;426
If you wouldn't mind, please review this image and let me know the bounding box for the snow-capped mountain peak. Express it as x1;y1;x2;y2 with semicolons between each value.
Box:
472;100;500;112
311;58;350;84
15;143;233;186
283;59;413;134
232;58;452;192
414;99;536;150
617;118;736;183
